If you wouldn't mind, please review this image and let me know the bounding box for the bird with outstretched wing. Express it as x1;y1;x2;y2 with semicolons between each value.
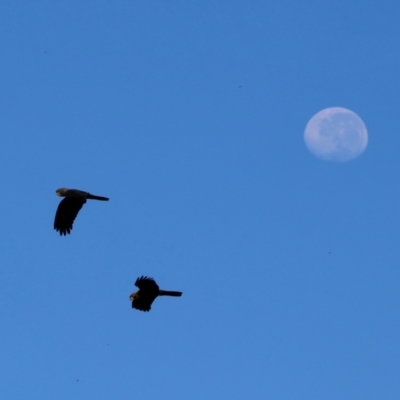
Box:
54;188;109;235
130;276;182;312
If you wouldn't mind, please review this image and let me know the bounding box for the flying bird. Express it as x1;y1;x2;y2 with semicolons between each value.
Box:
54;188;109;235
130;276;182;312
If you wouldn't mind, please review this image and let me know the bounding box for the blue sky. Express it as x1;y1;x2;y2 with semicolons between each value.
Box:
1;1;399;398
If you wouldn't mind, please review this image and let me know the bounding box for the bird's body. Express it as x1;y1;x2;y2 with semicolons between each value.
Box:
54;188;109;235
130;276;182;312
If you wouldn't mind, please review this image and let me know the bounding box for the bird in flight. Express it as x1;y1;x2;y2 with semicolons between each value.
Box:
54;188;109;235
130;276;182;312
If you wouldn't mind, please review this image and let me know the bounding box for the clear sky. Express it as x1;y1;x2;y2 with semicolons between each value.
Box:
1;1;399;399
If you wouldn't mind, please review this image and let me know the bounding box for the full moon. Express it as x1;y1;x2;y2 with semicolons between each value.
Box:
304;107;368;162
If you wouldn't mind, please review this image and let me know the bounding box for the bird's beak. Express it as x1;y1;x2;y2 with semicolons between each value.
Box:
56;192;61;196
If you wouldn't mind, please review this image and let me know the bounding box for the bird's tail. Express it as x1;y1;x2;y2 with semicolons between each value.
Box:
159;290;182;297
87;193;109;201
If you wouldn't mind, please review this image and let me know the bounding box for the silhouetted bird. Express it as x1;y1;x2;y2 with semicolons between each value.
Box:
54;188;109;235
130;276;182;312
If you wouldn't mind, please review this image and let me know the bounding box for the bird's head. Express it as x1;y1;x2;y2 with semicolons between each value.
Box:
129;292;138;302
56;188;68;197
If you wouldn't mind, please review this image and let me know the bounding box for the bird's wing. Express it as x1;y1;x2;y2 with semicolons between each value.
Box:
134;276;159;291
132;298;152;312
54;197;86;235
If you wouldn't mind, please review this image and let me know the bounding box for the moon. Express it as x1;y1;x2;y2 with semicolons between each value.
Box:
304;107;368;162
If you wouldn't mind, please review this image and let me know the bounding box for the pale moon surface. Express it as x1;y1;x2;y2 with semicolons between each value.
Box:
304;107;368;162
